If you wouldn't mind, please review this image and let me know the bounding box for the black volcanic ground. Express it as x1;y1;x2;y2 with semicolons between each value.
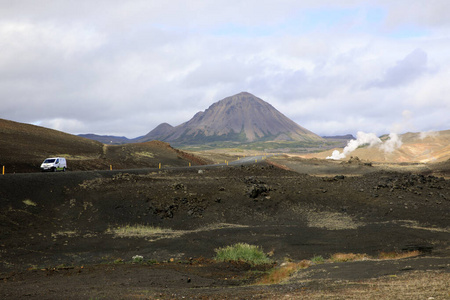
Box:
1;160;449;299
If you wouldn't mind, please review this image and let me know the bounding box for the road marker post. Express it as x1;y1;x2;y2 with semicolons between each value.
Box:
159;163;161;169
189;162;191;167
2;166;4;175
110;165;112;171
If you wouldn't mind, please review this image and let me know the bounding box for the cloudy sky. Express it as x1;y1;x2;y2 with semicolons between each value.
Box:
1;0;449;138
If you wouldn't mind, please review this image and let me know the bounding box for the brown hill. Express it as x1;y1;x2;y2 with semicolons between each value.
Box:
0;118;104;172
140;92;323;144
0;119;208;173
102;140;210;170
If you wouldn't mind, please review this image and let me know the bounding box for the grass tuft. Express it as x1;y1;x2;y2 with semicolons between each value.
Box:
255;251;424;287
258;260;311;285
378;250;420;260
23;199;37;206
107;225;173;238
311;255;325;264
330;253;370;262
214;243;271;265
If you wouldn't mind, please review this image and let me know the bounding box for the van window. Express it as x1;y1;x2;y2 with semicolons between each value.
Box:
55;159;59;164
44;159;55;163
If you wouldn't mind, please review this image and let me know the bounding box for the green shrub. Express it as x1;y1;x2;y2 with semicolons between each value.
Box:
311;255;325;264
214;243;271;265
132;255;144;263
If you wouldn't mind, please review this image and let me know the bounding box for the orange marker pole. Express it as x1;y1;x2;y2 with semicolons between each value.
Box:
2;166;4;175
110;165;112;171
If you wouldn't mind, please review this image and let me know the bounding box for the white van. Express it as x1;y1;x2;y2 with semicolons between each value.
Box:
40;157;67;172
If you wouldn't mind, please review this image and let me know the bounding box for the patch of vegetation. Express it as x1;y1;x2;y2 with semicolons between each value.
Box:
329;253;370;262
132;151;154;158
178;139;342;153
23;199;37;206
113;258;124;264
55;154;97;160
107;225;174;238
51;231;77;238
214;243;271;265
306;211;361;230
327;251;420;263
378;250;420;260
257;260;311;285
310;255;325;264
257;250;421;286
131;255;144;263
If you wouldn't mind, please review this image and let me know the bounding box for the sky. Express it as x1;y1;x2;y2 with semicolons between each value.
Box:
1;0;449;138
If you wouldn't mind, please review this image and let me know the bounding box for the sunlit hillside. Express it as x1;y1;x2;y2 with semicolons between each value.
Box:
305;130;450;163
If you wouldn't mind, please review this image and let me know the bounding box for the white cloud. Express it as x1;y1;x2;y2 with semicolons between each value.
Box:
367;48;429;88
0;1;449;138
382;0;450;29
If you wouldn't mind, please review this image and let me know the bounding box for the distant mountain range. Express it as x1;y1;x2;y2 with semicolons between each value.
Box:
77;134;137;145
80;92;323;145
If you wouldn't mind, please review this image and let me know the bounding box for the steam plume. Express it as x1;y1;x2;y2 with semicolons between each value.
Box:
326;131;403;160
379;133;402;153
419;130;438;140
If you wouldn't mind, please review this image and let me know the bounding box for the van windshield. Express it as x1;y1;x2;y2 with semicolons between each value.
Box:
44;159;55;163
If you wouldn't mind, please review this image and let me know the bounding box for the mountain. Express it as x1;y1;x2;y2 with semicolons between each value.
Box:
322;134;355;140
82;123;176;145
135;123;174;143
140;92;322;144
78;134;131;144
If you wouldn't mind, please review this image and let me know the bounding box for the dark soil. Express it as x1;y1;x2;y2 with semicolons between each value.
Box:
1;160;449;299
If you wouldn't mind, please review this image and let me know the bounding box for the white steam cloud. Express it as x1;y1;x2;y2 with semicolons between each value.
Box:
419;130;438;140
326;131;403;160
379;133;402;153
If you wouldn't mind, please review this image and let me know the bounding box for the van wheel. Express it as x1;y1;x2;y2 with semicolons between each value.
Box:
63;167;66;172
52;167;56;172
